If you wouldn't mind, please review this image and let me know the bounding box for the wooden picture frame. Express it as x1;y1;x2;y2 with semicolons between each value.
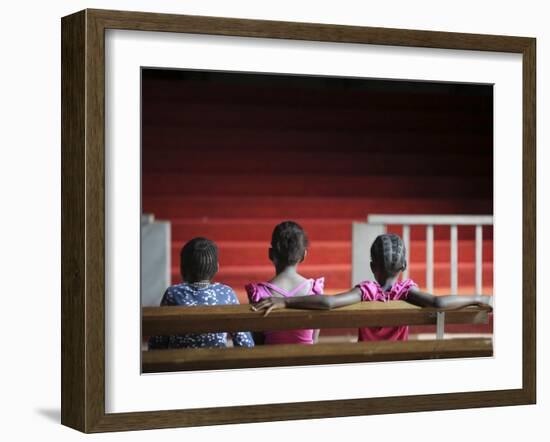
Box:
61;8;536;433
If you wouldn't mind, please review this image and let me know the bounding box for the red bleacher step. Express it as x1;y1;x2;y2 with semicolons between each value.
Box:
168;218;493;242
144;196;492;219
143;174;491;198
171;218;353;242
171;262;494;292
170;240;494;267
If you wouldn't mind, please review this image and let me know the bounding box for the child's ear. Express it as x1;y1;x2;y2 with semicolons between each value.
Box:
370;261;375;273
301;249;308;262
268;248;274;263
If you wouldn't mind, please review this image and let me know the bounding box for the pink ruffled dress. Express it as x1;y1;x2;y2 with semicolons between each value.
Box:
355;278;418;341
246;277;325;345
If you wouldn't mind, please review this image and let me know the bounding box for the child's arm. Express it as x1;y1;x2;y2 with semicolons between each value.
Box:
407;287;493;309
252;288;363;316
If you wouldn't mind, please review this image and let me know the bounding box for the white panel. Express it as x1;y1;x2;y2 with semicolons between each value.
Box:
450;225;458;294
476;225;483;294
352;222;385;286
368;215;493;225
402;224;410;280
426;225;434;293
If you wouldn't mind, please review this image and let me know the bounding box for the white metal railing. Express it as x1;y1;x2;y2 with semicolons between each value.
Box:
366;215;493;295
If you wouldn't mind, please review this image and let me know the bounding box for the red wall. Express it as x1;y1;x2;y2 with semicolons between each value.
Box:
142;69;493;298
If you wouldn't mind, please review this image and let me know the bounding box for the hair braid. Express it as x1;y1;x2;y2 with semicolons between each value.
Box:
180;237;219;283
370;233;407;277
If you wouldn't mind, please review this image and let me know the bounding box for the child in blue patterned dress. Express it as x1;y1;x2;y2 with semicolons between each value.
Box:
148;237;254;349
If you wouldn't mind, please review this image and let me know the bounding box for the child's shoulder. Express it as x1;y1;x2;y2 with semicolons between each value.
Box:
311;276;325;292
245;281;271;303
161;283;193;305
354;279;417;302
354;280;382;301
244;281;269;290
212;282;237;294
209;282;240;304
166;282;192;293
395;278;418;293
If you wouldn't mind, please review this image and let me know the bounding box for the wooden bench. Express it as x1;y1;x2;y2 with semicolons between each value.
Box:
142;301;492;372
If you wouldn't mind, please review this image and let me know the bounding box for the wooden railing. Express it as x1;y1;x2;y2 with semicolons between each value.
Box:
142;301;492;373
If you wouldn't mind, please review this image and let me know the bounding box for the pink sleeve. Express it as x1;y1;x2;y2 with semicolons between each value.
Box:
355;280;382;302
245;283;270;303
311;277;325;295
395;278;418;300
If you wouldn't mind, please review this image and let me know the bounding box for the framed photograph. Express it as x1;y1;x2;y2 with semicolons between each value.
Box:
61;9;536;433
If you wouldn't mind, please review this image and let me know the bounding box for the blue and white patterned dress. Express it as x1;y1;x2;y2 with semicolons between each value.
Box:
148;282;254;349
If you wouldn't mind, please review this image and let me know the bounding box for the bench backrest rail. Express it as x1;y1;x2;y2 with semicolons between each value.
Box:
142;301;491;336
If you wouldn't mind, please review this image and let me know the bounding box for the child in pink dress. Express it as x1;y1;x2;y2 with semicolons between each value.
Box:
252;233;492;342
245;221;324;345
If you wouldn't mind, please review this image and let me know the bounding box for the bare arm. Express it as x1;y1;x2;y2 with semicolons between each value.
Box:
251;288;363;316
407;287;493;309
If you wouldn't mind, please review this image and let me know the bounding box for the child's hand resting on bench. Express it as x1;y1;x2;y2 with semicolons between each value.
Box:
251;297;287;316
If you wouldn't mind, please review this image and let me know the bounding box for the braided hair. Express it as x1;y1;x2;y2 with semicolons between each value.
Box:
370;233;407;278
270;221;309;267
180;237;218;283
